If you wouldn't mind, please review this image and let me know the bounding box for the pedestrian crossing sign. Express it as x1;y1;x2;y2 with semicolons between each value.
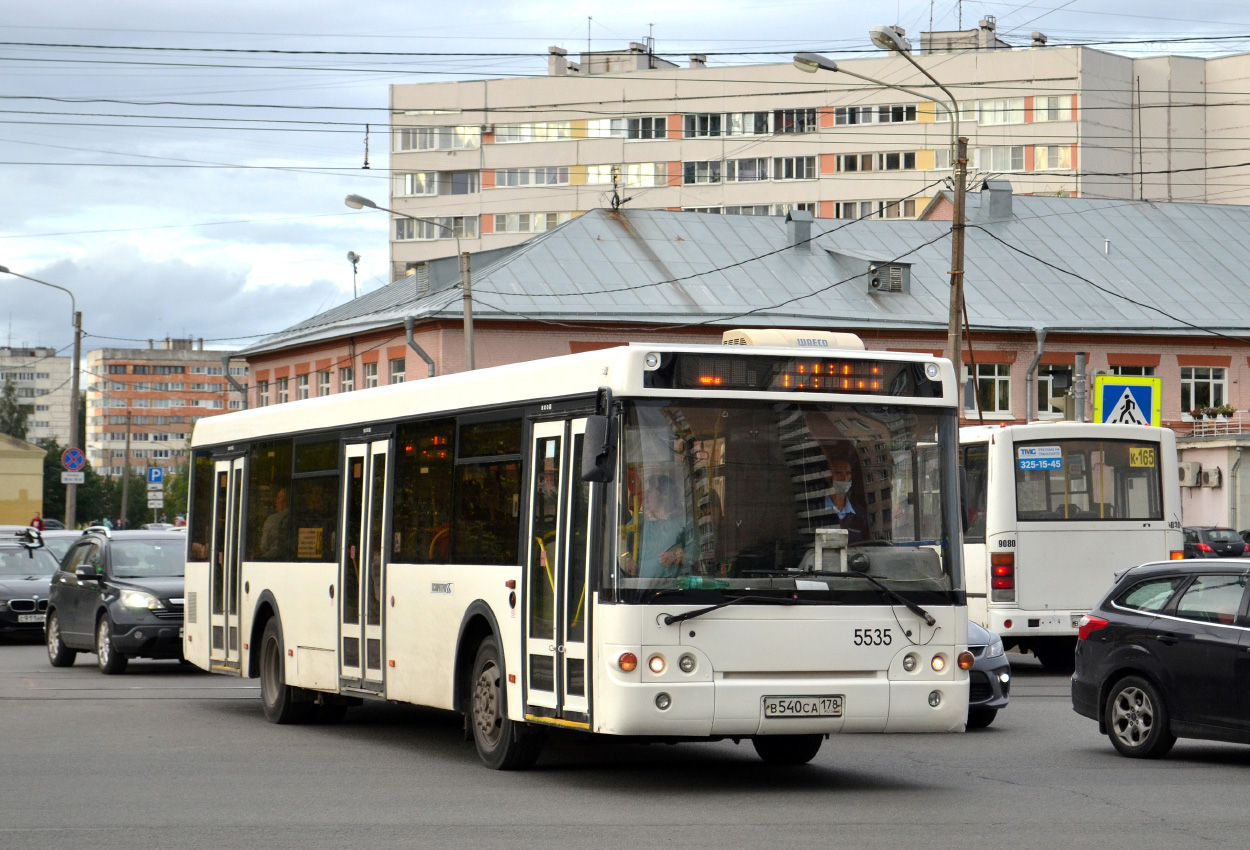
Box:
1093;376;1161;426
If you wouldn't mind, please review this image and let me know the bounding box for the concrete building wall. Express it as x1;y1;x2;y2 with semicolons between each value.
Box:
0;347;73;445
0;434;44;525
85;342;248;478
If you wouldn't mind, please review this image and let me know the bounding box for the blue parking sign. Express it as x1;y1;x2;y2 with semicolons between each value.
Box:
147;467;164;484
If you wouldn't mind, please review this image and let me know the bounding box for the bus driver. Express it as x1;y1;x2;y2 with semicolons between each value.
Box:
618;474;694;579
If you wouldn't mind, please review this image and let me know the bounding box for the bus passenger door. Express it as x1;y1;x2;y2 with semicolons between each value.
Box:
209;457;245;671
524;419;592;726
339;440;389;694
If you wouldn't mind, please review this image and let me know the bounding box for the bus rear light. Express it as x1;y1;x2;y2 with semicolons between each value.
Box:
1077;615;1110;641
1003;619;1013;629
618;652;638;672
957;651;975;671
1170;551;1184;560
991;553;1015;601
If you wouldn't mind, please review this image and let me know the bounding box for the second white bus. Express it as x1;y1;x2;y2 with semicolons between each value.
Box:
960;422;1183;669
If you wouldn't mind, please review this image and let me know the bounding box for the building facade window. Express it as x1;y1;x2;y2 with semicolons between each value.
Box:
395;215;478;241
258;380;269;407
682;161;722;184
495;166;569;187
683;113;723;138
724;204;773;216
876;151;917;171
627;115;667;138
278;377;289;404
340;367;354;393
973;363;1012;413
318;371;331;397
493;121;572;143
773;108;817;133
836;153;873;173
389;358;405;384
682;206;723;214
978;97;1026;125
363;362;378;389
1180;366;1227;412
1112;365;1156;377
725;158;769;182
1034;95;1072;122
296;374;309;400
880;198;917;218
974;146;1025;172
396;172;437;196
1036;365;1068;416
771;156;816;180
727;111;770;135
494;211;573;234
1034;145;1073;170
394;126;480;151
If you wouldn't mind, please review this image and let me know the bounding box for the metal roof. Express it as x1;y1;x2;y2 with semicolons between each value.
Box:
243;188;1250;357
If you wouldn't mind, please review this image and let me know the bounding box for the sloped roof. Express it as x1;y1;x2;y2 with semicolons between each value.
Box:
244;191;1250;356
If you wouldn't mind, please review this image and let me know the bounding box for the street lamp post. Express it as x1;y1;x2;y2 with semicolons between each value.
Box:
0;265;82;528
796;33;969;387
345;194;475;371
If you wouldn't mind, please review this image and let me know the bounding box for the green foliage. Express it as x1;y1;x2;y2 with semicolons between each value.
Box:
0;378;30;440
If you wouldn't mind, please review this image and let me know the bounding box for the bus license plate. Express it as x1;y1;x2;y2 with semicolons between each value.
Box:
18;614;45;624
763;696;843;718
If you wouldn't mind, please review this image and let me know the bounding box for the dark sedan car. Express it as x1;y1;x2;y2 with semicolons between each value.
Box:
0;530;59;636
1072;559;1250;758
46;529;185;674
1182;527;1246;558
967;621;1011;729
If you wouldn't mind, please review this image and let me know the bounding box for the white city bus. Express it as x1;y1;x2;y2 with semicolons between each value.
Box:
183;331;972;768
960;422;1183;669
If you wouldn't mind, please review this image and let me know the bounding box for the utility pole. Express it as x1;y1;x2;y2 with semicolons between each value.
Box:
946;137;969;383
461;252;475;370
66;310;82;528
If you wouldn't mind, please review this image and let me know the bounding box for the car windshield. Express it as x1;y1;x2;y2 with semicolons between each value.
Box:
608;400;958;602
0;546;58;577
109;539;185;578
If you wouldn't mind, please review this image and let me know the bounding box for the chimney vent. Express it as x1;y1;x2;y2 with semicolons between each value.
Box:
689;54;707;69
978;180;1013;221
1032;31;1048;47
785;210;814;250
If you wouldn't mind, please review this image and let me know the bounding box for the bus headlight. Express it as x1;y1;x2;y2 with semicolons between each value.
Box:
931;654;947;673
928;690;942;707
902;653;918;672
678;654;696;673
648;654;666;674
655;692;672;710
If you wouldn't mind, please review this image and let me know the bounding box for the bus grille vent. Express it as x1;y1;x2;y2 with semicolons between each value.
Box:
186;592;197;624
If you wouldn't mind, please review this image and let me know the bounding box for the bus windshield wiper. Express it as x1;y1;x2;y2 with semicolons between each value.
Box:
661;594;825;626
811;571;936;626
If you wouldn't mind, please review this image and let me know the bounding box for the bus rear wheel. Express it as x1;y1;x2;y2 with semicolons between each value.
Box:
469;636;542;770
1032;639;1076;673
259;618;312;724
752;734;823;765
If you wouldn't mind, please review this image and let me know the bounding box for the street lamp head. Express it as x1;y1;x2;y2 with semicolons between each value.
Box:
793;53;837;74
347;251;360;266
344;194;377;210
869;25;912;53
0;265;10;275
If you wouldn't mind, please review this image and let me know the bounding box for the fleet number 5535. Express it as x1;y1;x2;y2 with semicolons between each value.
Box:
853;628;892;646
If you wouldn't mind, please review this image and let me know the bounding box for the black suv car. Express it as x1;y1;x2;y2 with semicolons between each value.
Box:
1072;559;1250;758
45;529;186;673
1182;527;1247;558
1;529;60;637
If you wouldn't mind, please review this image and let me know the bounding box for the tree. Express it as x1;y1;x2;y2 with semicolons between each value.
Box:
0;378;30;440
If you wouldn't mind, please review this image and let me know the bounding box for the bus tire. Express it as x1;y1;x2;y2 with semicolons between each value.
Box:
468;635;542;770
259;617;312;725
1033;639;1076;673
752;734;823;765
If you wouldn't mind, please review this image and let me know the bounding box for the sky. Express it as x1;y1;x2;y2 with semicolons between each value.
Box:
5;0;1250;356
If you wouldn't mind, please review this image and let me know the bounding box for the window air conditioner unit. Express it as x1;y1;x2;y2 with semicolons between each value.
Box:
1177;462;1202;487
1201;467;1222;488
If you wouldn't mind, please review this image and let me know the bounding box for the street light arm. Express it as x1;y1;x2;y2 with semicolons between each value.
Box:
0;266;76;316
892;49;960;146
344;195;461;258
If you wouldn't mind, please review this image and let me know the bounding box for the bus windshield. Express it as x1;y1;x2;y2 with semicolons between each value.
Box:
1013;437;1163;522
611;400;957;601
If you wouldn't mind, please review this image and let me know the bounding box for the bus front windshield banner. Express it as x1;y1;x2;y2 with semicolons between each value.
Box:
1013;438;1163;522
611;400;957;602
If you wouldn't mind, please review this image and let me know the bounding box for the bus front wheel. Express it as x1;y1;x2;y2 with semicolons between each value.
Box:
259;618;312;724
469;636;542;770
752;734;823;765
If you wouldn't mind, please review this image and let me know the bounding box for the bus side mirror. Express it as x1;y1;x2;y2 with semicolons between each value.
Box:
582;415;617;483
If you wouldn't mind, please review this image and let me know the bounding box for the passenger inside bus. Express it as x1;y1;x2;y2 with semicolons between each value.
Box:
618;474;695;579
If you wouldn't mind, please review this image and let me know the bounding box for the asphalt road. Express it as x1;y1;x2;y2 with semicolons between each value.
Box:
2;638;1247;850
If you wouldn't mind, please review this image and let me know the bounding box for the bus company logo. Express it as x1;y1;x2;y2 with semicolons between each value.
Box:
430;582;453;594
796;338;830;347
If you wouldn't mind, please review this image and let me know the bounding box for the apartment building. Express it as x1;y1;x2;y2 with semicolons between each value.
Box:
386;19;1247;272
0;346;73;445
85;339;248;478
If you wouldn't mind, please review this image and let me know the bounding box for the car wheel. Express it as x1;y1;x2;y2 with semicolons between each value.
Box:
96;616;128;675
469;636;542;770
751;735;824;765
46;611;76;668
967;708;998;729
1104;676;1176;759
259;618;312;724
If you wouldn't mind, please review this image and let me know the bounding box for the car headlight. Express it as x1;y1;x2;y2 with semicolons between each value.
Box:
118;590;164;610
985;637;1005;658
